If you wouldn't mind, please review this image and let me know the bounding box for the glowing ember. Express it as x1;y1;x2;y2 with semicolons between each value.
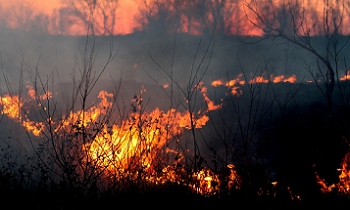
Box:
163;83;169;88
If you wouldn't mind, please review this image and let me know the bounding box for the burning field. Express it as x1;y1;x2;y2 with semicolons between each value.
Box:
0;0;350;209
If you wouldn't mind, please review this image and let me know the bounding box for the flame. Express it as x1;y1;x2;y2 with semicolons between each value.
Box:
0;86;50;136
0;94;22;120
211;73;298;97
60;90;113;130
337;151;350;193
340;70;350;81
0;82;311;200
315;173;336;193
163;83;169;88
189;165;241;197
315;138;350;194
0;84;216;188
272;75;297;83
249;76;269;84
199;82;222;111
191;168;220;196
26;85;52;100
0;82;314;199
227;164;241;191
85;105;210;172
211;80;223;87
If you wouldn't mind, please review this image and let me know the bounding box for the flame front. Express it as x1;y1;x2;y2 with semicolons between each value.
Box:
0;87;49;136
211;73;297;97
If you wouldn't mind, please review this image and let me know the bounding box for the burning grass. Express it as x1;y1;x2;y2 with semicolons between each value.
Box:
1;73;350;208
0;82;242;199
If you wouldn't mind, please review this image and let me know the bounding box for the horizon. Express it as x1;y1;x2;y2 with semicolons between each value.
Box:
0;0;348;36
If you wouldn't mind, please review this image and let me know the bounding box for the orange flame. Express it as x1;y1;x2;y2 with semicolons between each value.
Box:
315;139;350;194
249;76;269;84
211;80;223;87
0;84;215;182
199;82;222;111
0;86;51;136
272;75;297;83
340;70;350;81
212;73;297;97
337;151;350;193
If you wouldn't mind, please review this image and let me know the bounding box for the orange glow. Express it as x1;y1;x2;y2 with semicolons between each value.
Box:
0;0;349;36
315;173;336;193
249;76;269;84
163;83;169;88
340;70;350;81
272;75;297;83
211;80;223;87
283;75;297;83
273;75;285;83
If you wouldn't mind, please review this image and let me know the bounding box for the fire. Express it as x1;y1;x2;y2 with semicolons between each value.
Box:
315;173;336;193
85;106;209;173
272;75;297;83
211;73;298;97
199;82;222;111
163;83;169;88
227;164;241;191
0;86;50;136
211;80;223;87
315;139;350;195
340;70;350;81
60;90;113;130
189;165;241;197
0;94;22;120
337;152;350;193
191;168;220;196
249;76;269;84
0;83;224;194
26;85;52;100
1;81;315;199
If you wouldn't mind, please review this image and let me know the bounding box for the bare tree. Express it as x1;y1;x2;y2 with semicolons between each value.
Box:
60;0;119;35
244;0;350;116
145;28;216;171
138;0;228;34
